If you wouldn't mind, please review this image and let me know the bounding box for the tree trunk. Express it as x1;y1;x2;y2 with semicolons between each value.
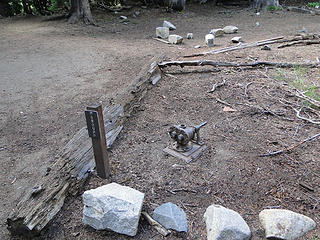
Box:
68;0;95;25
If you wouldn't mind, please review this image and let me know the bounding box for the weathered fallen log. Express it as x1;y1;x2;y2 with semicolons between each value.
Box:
7;55;164;237
158;60;320;69
287;6;320;15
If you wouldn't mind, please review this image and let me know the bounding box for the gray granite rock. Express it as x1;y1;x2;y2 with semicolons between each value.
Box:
156;27;169;39
231;36;242;43
223;25;238;34
187;33;193;39
168;34;183;44
261;45;271;50
205;34;215;47
259;209;316;240
210;28;224;37
82;183;145;236
204;204;251;240
163;20;176;30
153;202;188;232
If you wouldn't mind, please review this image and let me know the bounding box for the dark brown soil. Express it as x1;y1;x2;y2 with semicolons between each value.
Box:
2;2;320;240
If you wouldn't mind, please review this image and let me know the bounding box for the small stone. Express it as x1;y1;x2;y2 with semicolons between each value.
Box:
194;45;201;49
119;15;127;20
256;22;260;27
82;183;144;237
231;36;242;43
187;33;193;39
156;27;169;39
259;209;316;240
261;45;271;51
134;10;140;16
163;20;176;30
153;202;188;232
222;25;238;34
204;204;251;240
168;34;183;44
209;28;224;37
205;34;215;47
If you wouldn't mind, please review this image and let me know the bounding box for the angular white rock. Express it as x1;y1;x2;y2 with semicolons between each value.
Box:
156;27;169;39
205;34;215;47
168;34;183;44
82;183;145;237
231;36;242;43
223;25;238;34
210;28;224;37
163;20;176;30
259;209;316;240
204;204;251;240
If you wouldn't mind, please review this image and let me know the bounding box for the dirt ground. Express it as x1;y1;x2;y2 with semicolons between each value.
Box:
1;1;320;239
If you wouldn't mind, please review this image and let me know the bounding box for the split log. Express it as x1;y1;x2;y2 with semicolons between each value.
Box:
7;55;164;237
158;60;320;69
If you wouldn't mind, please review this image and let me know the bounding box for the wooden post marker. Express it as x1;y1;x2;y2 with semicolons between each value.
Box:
85;103;110;179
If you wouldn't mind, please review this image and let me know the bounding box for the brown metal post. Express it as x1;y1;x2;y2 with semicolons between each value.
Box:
86;103;110;179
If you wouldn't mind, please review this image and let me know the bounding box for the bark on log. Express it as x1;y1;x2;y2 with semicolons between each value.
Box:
7;56;164;237
158;60;320;69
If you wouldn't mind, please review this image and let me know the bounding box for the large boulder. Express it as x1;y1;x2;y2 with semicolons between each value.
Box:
153;202;188;232
205;34;215;47
222;26;238;34
259;209;316;240
163;20;176;30
168;34;183;44
203;204;251;240
82;183;145;237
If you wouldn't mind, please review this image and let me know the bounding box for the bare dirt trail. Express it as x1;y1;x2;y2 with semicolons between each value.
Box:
0;3;319;239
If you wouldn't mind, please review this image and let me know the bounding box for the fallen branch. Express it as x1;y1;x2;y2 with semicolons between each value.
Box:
183;36;285;57
278;39;320;49
141;212;171;237
158;60;320;69
260;132;320;157
294;90;320;109
293;108;320;125
215;97;233;107
208;79;226;93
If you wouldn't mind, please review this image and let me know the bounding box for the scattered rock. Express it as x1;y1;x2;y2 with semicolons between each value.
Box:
156;27;170;39
168;34;183;44
153;202;188;232
194;45;201;49
204;204;251;240
231;36;242;43
261;45;271;50
259;209;316;240
210;28;224;37
82;183;145;237
256;22;260;27
205;34;215;47
134;10;140;16
163;20;176;30
119;15;127;20
300;26;308;33
222;25;238;34
187;33;193;39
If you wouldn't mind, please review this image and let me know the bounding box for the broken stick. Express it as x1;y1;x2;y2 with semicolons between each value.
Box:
278;40;320;49
260;132;320;157
208;79;226;93
141;212;171;237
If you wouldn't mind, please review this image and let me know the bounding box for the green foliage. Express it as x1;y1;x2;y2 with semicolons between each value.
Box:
267;5;282;11
307;2;320;8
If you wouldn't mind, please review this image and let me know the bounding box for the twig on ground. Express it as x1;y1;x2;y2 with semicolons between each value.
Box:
214;98;233;107
244;82;253;98
208;79;226;93
141;212;171;237
260;132;320;157
293;108;320;125
171;188;197;193
293;90;320;108
153;37;170;44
